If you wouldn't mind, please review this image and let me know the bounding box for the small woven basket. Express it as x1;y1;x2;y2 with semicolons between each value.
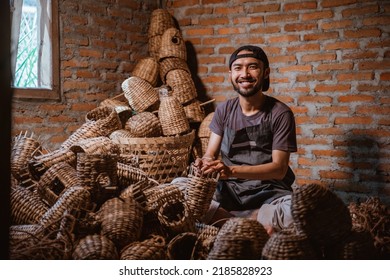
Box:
119;179;159;209
166;69;197;105
29;148;76;180
261;227;319;260
291;183;352;247
85;105;122;136
159;28;187;61
120;234;167;260
185;163;219;221
112;130;195;184
10;185;49;225
132;57;159;87
60;122;104;151
192;223;219;260
144;184;185;213
184;99;205;123
158;200;196;236
148;9;175;38
198;112;214;138
69;136;120;155
99;98;132;126
72;234;118;260
122;76;159;113
37;161;81;206
159;57;190;83
148;35;162;60
11;132;42;181
207;217;269;260
167;232;197;260
109;129;136;140
124;111;162;137
158;88;190;136
98;197;144;249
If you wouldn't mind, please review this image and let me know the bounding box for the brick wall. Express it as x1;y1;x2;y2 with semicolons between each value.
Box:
11;0;158;147
11;0;389;204
165;0;390;204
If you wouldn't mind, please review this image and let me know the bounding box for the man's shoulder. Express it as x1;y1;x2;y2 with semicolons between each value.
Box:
266;95;293;114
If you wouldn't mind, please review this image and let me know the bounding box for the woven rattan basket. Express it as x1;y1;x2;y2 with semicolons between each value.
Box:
122;76;159;113
167;232;197;260
72;234;118;260
159;57;190;83
69;136;120;155
166;69;197;105
132;57;159;87
158;200;196;236
109;129;136;140
291;183;352;247
159;28;187;61
158;88;190;136
124;111;162;137
112;130;195;184
143;184;185;213
120;234;167;260
148;35;162;60
184;99;206;123
98;197;143;249
185;163;219;221
261;227;319;260
148;9;175;38
99;98;132;126
192;223;219;260
207;217;269;260
11;185;49;225
85;105;122;136
37;161;81;206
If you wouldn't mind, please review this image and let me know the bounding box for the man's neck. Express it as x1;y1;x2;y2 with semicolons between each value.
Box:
239;92;265;116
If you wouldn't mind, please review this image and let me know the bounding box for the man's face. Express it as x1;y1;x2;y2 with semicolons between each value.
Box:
229;50;269;97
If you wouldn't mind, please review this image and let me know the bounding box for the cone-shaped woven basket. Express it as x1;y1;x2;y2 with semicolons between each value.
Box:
132;57;159;87
99;98;132;126
72;234;118;260
159;57;190;83
124;111;162;137
166;69;197;105
183;99;205;123
122;76;159;113
85;105;122;135
120;234;167;260
148;35;162;60
148;9;175;38
69;136;120;155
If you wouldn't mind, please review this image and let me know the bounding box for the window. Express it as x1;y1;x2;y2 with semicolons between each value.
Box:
10;0;59;99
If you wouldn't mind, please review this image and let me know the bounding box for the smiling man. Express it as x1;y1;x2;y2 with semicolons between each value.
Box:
195;45;297;234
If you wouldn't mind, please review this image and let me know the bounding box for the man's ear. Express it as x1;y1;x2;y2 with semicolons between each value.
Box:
264;67;270;79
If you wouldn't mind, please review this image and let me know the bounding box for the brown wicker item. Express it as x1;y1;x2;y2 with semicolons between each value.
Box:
122;76;159;113
207;217;269;260
261;227;319;260
98;197;143;249
291;183;352;247
39;186;91;231
60;122;105;151
148;35;162;59
158;200;196;236
109;129;136;140
69;136;120;155
185;163;219;221
119;179;159;209
117;163;148;189
184;99;205;123
167;232;197;260
132;57;159;87
192;223;219;260
124;111;162;137
120;235;167;260
148;9;175;38
159;57;190;83
144;184;185;213
198;112;214;138
37;162;81;206
159;27;187;61
9;224;45;248
29;148;76;180
158;88;190;136
112;130;195;184
72;234;118;260
76;153;119;203
99;98;132;126
11;131;42;182
10;185;49;225
166;69;197;105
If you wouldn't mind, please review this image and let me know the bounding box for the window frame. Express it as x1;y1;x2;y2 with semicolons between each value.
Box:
13;0;60;100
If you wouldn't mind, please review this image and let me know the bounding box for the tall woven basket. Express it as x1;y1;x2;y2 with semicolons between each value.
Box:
112;130;195;184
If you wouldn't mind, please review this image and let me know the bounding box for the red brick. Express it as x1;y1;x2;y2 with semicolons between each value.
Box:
334;116;373;125
319;170;353;180
314;84;350;92
301;10;333;21
322;0;357;8
284;2;317;11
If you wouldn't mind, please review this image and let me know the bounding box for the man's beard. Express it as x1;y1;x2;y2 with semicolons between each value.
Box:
232;77;264;97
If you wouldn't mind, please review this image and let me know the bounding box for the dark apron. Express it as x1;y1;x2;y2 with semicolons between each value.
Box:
214;111;295;211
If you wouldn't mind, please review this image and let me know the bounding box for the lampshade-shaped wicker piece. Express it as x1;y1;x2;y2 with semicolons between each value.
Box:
69;136;120;155
166;69;197;105
109;129;136;140
98;197;143;249
158;200;196;236
207;217;269;260
120;234;167;260
291;183;352;247
192;223;219;260
132;57;159;87
159;57;190;83
85;105;122;136
158;89;190;136
148;35;162;60
124;111;162;137
11;185;49;225
148;9;175;38
183;99;205;123
198;112;214;138
99;98;132;126
122;76;159;113
261;227;319;260
72;234;118;260
159;28;187;61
